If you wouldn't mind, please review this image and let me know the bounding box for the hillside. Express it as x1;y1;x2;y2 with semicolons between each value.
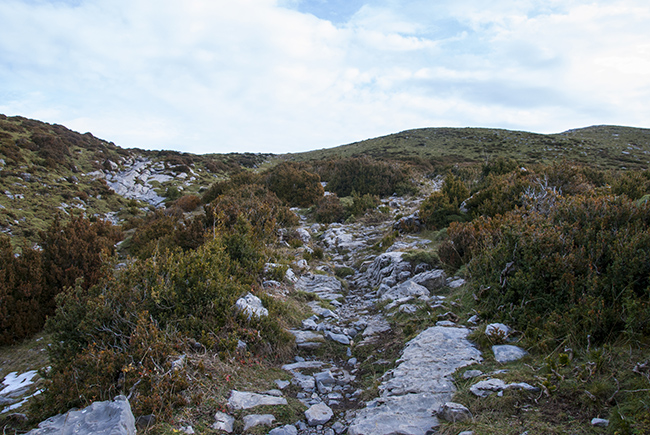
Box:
287;125;650;170
0;115;270;246
1;115;649;434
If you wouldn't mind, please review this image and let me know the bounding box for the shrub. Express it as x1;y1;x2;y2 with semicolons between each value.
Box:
36;233;294;420
172;194;202;212
347;191;380;217
318;157;414;197
449;194;650;347
314;194;345;223
263;162;324;207
0;237;44;345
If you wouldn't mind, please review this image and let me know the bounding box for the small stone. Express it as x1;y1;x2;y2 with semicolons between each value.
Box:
275;379;290;389
463;369;483;379
242;414;275;431
227;390;287;410
470;378;507;397
591;418;609;427
436;320;456;327
467;315;480;325
180;426;194;434
438;402;472;422
492;345;527;363
268;424;298;435
485;323;510;339
213;411;235;433
348;357;358;366
331;421;346;434
325;330;350;345
305;403;333;426
235;293;268;319
458;432;474;435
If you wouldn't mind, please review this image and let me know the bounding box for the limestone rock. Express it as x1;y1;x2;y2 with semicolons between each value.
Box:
381;326;483;397
305;402;333;426
379;280;430;301
469;379;507;397
462;370;483;379
438;402;472;422
591;418;609;427
411;269;446;291
348;393;441;435
268;424;298;435
296;274;344;301
325;330;350;345
485;323;510;340
235;293;268;320
26;395;135;435
227;390;287;410
242;414;275;431
212;412;235;433
492;345;527;363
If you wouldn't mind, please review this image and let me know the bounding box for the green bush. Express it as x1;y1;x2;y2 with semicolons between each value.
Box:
36;232;294;421
263;162;324;207
314;194;345;223
446;194;650;348
318;157;414;197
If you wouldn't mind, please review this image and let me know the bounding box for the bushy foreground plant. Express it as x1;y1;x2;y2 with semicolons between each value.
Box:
34;232;295;421
0;216;121;345
442;194;650;348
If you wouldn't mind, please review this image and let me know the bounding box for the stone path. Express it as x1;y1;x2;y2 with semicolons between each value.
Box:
266;193;484;435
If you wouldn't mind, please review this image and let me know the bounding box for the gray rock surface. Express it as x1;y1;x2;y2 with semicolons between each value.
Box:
485;323;511;339
305;402;333;426
227;390;287;410
349;326;482;435
379;280;430;301
469;378;507;397
411;269;447;291
438;402;472;422
296;274;344;301
212;412;235;433
269;424;299;435
492;345;527;363
242;414;275;431
26;396;135;435
235;293;268;319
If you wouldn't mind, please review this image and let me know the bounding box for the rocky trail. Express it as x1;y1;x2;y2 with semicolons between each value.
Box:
228;193;487;435
15;192;533;435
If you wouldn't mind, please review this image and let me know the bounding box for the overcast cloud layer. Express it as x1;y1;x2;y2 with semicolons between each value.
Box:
1;0;649;154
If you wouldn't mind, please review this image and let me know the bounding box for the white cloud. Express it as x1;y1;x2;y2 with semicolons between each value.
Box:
0;0;649;153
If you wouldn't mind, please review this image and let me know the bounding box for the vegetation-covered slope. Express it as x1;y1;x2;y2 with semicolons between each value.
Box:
288;125;650;170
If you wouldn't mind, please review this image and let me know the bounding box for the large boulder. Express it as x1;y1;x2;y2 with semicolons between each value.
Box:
26;395;136;435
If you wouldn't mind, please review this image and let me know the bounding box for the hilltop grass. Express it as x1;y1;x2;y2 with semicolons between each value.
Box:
286;126;650;171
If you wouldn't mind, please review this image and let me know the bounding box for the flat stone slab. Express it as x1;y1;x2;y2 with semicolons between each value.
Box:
348;393;442;435
381;326;483;396
492;345;527;363
296;274;344;301
227;390;287;410
26;395;135;435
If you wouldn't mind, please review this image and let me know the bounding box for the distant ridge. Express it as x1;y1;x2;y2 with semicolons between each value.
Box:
287;125;650;170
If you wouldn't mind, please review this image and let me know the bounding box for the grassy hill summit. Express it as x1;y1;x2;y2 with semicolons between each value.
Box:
289;125;650;170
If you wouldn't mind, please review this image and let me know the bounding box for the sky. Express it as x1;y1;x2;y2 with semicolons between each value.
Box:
1;0;649;154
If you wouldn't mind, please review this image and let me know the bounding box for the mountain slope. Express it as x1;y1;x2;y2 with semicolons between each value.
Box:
287;125;650;169
0;115;270;246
